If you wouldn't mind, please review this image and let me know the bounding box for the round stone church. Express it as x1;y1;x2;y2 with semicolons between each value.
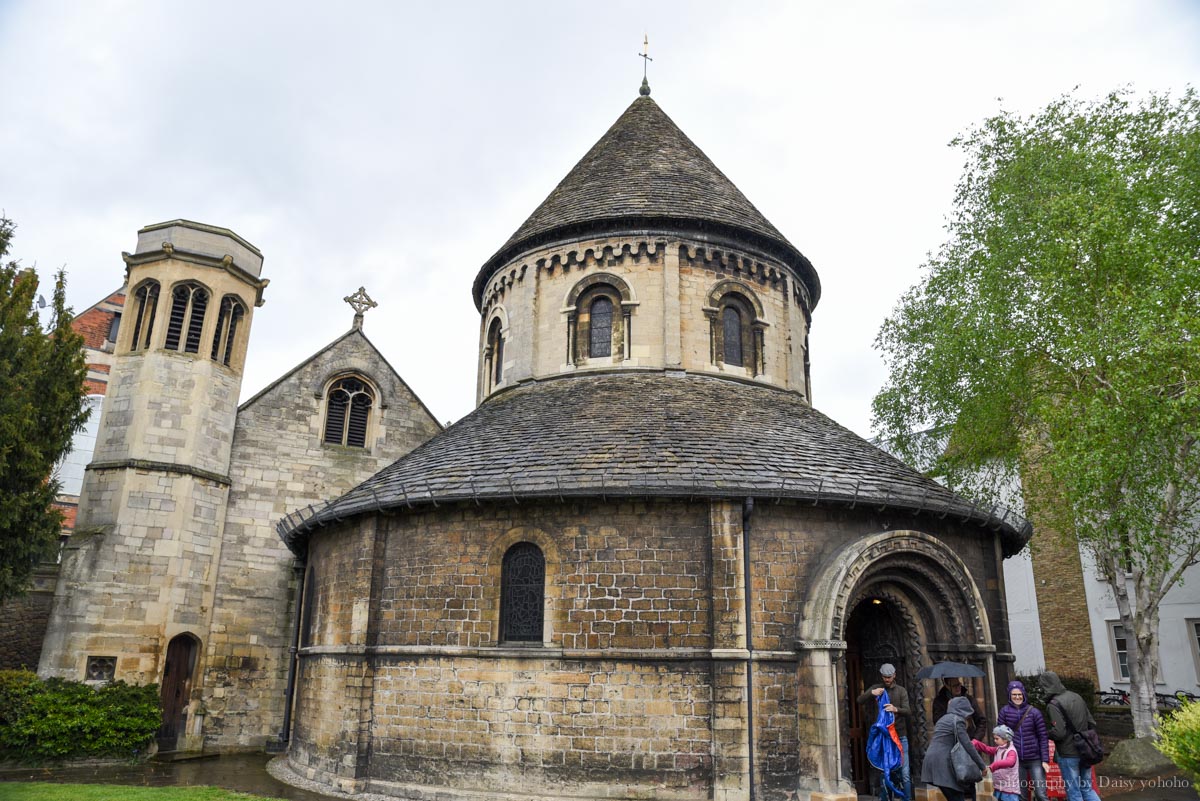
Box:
278;84;1028;801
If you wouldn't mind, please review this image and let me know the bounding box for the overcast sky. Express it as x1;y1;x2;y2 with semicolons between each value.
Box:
3;1;1198;438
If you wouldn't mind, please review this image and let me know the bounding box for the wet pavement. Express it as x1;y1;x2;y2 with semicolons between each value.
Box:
0;752;332;800
0;752;1193;800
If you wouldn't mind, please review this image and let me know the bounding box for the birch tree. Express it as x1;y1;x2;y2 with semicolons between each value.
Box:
872;89;1200;737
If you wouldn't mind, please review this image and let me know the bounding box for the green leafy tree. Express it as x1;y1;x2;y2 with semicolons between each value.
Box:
872;89;1200;738
0;217;89;603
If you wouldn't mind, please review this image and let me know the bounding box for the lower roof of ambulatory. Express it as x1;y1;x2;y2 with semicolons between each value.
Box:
278;372;1029;557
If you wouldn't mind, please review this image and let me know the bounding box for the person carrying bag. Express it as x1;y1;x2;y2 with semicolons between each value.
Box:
921;696;988;801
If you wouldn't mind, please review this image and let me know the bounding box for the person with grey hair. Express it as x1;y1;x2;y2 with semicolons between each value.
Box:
857;663;912;801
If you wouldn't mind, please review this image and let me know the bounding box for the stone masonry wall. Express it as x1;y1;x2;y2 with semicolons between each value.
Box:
290;498;1012;801
201;330;441;750
477;234;812;405
0;566;59;670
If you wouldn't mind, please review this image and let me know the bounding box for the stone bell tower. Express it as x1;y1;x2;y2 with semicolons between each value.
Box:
40;220;268;747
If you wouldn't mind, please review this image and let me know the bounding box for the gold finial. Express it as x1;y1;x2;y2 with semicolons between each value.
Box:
344;287;377;330
638;34;652;96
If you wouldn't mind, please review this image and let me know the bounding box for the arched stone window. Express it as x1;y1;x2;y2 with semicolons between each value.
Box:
209;295;246;367
564;273;636;367
323;376;374;448
706;282;766;376
129;280;160;351
164;282;209;353
500;542;545;643
486;317;504;390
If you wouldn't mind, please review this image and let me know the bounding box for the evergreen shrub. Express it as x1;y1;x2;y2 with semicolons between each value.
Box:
0;669;161;762
1157;701;1200;780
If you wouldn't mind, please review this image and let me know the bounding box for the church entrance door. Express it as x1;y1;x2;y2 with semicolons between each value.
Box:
844;598;909;795
157;634;198;752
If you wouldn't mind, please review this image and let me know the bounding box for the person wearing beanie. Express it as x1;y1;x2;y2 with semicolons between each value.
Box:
1039;671;1101;801
996;679;1049;801
973;725;1020;801
921;695;988;801
857;663;912;801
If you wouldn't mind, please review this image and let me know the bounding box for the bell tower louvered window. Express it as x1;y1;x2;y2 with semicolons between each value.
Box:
164;283;209;353
501;542;545;643
129;281;160;351
210;296;246;367
323;376;374;448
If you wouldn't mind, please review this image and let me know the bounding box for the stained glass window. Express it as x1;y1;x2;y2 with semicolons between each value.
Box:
501;542;544;643
723;305;744;366
589;296;612;358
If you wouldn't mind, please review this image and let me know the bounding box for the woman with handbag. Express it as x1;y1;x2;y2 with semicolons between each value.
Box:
921;696;989;801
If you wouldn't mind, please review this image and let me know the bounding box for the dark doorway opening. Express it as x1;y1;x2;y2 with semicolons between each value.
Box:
158;633;199;752
845;597;909;795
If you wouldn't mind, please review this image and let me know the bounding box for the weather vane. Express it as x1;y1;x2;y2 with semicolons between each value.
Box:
344;286;377;330
638;34;652;96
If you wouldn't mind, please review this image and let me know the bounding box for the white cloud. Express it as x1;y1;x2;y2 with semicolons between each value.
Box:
2;0;1197;435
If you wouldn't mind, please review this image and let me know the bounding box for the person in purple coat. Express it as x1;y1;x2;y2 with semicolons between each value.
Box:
996;680;1049;801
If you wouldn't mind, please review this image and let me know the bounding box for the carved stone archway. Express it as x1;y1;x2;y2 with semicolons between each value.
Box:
794;530;995;797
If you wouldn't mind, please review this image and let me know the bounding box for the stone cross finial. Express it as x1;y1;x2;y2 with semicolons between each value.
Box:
344;287;378;330
638;34;652;96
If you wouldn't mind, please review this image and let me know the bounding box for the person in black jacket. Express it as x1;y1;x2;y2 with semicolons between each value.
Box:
856;663;912;801
1038;672;1101;801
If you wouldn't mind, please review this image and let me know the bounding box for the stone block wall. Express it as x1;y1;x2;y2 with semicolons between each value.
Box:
200;331;441;749
0;566;59;670
476;234;812;405
289;497;1014;800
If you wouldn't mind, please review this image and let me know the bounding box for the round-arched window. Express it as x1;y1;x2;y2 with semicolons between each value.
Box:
323;376;374;448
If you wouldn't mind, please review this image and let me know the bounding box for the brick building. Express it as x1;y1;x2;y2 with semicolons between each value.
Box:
275;85;1029;801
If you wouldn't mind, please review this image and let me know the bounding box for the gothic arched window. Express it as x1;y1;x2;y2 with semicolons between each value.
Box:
487;318;504;388
500;542;545;643
589;296;613;358
210;295;246;367
164;283;209;353
323;376;374;448
129;280;160;351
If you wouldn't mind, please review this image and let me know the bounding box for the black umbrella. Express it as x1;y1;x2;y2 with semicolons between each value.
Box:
915;661;986;680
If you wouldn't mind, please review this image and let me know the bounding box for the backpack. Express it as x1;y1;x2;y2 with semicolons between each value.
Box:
1050;699;1104;768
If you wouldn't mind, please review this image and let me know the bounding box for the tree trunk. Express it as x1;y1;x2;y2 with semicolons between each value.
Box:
1126;579;1162;738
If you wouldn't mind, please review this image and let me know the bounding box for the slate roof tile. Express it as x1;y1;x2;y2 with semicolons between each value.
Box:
280;373;1029;556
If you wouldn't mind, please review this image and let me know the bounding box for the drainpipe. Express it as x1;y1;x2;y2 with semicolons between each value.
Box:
278;558;307;746
742;497;757;801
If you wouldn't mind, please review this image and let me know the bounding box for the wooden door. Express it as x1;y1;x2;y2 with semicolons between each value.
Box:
157;634;197;752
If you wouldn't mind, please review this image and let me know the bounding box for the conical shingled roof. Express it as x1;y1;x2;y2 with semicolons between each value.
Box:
278;373;1030;558
473;94;820;308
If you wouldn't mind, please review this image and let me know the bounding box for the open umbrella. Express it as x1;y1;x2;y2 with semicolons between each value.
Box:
915;661;986;680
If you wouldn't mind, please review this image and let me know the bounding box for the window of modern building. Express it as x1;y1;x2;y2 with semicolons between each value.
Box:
129;281;160;351
589;296;613;358
323;376;374;448
501;542;545;643
164;283;209;353
1111;622;1130;680
210;295;246;367
1190;619;1200;681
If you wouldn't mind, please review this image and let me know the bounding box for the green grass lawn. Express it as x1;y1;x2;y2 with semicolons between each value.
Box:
0;784;285;801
